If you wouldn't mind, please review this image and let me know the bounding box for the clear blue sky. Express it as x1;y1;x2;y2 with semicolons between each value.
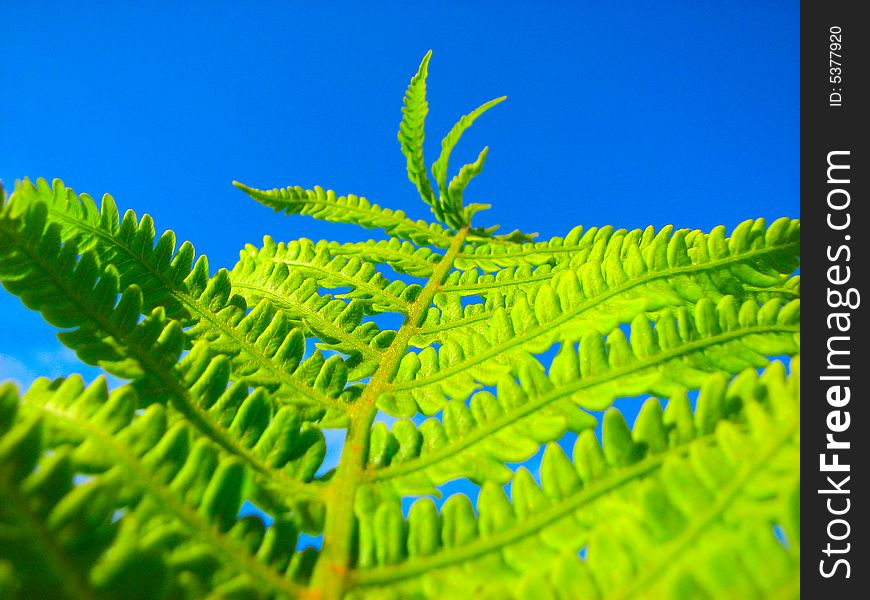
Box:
1;2;797;425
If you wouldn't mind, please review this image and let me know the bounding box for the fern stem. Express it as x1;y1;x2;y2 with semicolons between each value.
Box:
743;284;800;298
313;228;468;600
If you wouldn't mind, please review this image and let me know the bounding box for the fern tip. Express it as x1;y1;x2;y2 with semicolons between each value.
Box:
232;180;257;195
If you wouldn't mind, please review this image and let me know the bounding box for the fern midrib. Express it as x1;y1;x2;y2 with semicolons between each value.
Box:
457;240;591;262
369;322;797;483
457;234;797;266
611;414;800;599
414;309;491;339
389;241;799;392
231;281;381;360
30;401;304;598
4;221;320;510
0;454;97;600
328;241;442;276
313;228;468;600
353;424;730;586
439;271;553;294
46;206;345;412
138;369;319;511
415;284;787;344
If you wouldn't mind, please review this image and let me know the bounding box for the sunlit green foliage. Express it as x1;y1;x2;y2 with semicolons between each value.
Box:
0;52;799;599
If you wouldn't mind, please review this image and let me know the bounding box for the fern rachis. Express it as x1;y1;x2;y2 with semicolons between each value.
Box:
0;52;799;599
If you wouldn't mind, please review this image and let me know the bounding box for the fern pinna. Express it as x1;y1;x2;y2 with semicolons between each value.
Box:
0;51;800;599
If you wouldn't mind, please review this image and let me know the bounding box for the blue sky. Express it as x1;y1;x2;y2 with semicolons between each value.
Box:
1;1;797;526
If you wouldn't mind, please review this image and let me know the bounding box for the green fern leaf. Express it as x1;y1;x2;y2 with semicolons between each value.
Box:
5;178;351;418
0;203;334;512
398;51;440;219
349;359;799;598
0;52;799;600
233;181;454;248
1;378;315;598
326;238;443;278
232;236;423;316
366;297;797;496
431;94;505;227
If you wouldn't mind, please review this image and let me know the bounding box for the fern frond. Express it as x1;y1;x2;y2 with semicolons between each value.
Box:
411;219;799;347
1;379;314;598
398;50;440;219
326;238;443;278
348;358;799;599
431;94;505;227
233;181;454;248
455;224;605;271
454;218;799;275
1;399;172;598
230;260;395;378
395;52;514;234
367;297;798;494
232;236;424;316
449;147;492;225
1;53;800;600
5;178;351;415
431;97;505;204
0;203;338;511
385;287;798;419
440;262;555;301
